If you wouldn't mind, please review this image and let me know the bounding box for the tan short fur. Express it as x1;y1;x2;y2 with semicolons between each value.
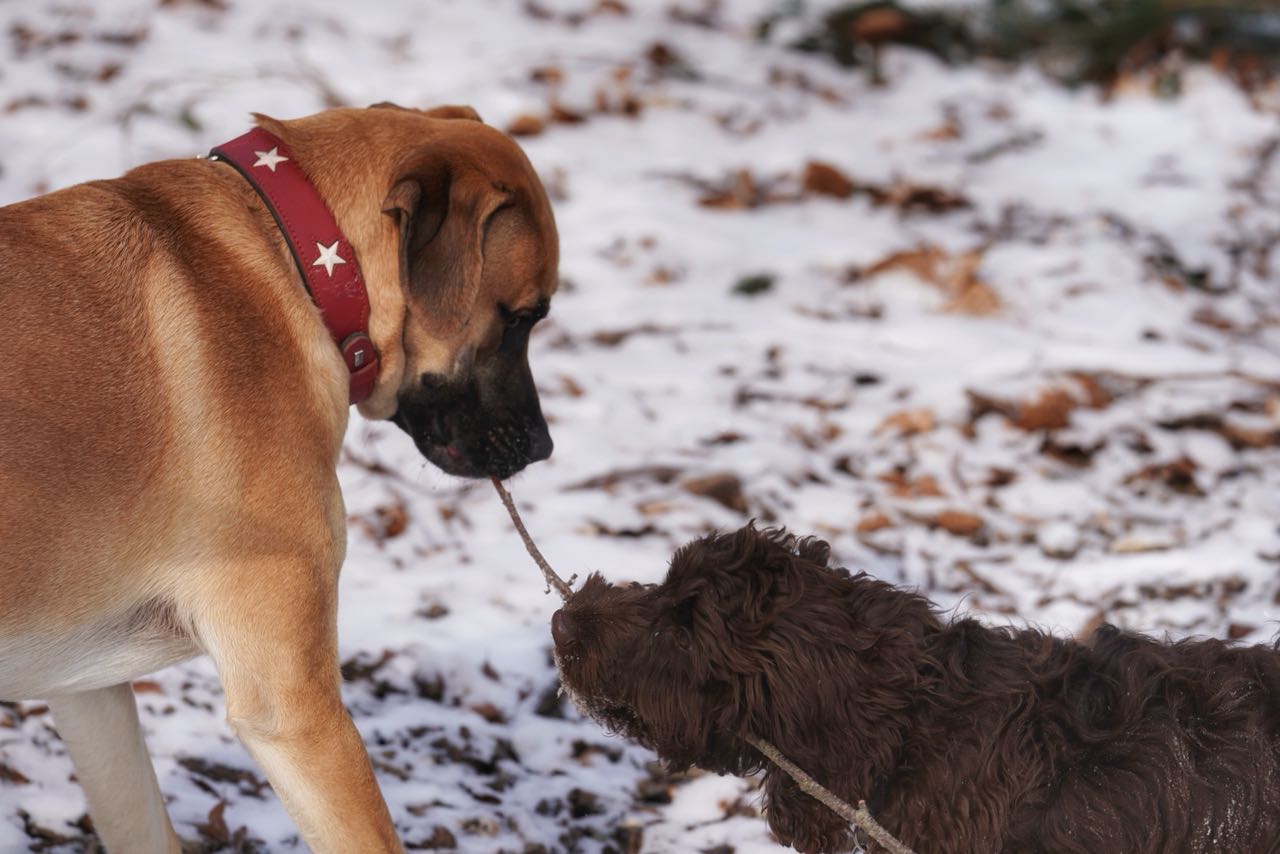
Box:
0;104;559;853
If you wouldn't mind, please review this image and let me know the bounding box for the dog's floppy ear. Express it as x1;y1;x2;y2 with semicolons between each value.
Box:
762;766;858;853
382;160;509;336
421;104;483;122
369;101;483;122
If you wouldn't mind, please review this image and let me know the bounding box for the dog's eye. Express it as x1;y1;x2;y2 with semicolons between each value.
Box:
499;306;528;329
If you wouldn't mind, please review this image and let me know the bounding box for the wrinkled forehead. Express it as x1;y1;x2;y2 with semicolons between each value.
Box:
479;204;558;308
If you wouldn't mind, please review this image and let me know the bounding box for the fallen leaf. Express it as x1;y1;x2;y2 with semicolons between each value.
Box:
850;6;911;41
0;763;29;785
470;702;506;724
944;279;1000;315
856;512;893;534
529;65;564;85
803;160;856;199
934;510;984;537
414;825;458;849
550;101;587;124
875;407;935;436
682;473;748;513
506;113;545;136
1124;456;1203;496
1013;388;1075;431
698;169;760;209
879;470;944;498
195;801;229;844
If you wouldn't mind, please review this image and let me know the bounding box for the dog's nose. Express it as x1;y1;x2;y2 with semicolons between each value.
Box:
551;608;574;646
528;424;553;463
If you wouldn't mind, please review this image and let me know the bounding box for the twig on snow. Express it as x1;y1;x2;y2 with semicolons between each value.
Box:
491;477;576;601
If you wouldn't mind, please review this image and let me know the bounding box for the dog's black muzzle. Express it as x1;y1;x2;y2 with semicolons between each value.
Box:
391;349;552;480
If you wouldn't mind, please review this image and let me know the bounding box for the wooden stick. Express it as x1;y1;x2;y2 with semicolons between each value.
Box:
491;477;575;601
745;735;916;854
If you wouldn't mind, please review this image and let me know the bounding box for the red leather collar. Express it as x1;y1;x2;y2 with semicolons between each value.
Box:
211;127;379;405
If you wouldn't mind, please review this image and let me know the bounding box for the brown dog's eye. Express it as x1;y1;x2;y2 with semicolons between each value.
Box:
498;305;527;329
673;626;692;651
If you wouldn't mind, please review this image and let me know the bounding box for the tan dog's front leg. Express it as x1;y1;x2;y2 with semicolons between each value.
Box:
199;563;403;853
47;684;182;854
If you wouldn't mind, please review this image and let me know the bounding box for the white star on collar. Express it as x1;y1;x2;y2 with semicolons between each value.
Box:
313;240;346;276
253;146;288;172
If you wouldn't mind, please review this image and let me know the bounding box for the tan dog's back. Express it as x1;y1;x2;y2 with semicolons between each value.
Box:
0;161;345;695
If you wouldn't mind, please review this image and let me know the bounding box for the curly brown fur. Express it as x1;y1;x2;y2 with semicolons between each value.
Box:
552;524;1280;853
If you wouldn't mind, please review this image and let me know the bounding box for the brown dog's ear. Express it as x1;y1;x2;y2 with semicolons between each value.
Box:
383;164;509;336
762;767;857;853
369;102;483;122
422;104;483;122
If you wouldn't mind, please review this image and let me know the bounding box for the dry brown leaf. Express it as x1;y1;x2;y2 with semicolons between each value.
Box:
935;510;984;537
1014;388;1076;431
0;763;29;785
803;160;856;199
863;246;995;313
879;471;944;498
132;680;164;695
875;407;935;436
851;6;911;40
1124;456;1203;496
1071;372;1113;408
698;169;759;209
862;246;946;281
506;113;545;136
918;119;962;141
878;181;971;213
856;513;894;534
559;375;585;397
945;280;1001;315
471;703;506;724
682;473;748;513
529;65;564;85
196;801;230;844
550;102;587;125
380;503;409;539
1221;421;1280;449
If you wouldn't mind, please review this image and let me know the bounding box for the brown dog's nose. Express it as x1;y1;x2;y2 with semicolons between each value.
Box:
551;608;574;646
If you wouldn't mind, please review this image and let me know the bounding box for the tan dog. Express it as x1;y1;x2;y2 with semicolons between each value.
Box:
0;104;558;852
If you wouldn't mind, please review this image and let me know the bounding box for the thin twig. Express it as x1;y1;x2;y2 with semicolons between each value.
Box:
490;477;576;601
745;735;916;854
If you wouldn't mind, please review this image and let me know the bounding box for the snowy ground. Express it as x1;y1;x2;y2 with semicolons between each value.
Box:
2;0;1280;851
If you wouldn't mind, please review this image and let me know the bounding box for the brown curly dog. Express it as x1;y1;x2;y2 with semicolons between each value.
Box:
551;524;1280;853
